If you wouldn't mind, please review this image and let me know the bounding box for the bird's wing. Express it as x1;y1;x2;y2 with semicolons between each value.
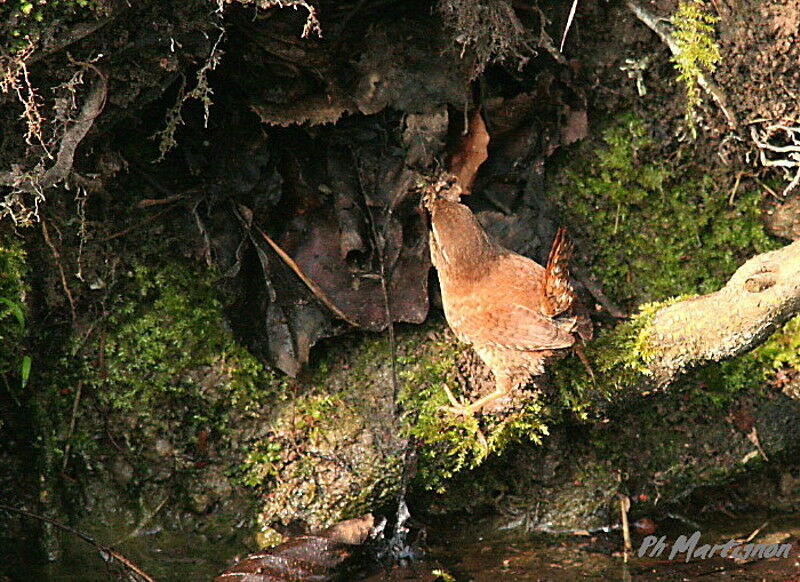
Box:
445;254;577;351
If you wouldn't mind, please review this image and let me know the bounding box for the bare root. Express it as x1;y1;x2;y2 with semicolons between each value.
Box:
749;121;800;196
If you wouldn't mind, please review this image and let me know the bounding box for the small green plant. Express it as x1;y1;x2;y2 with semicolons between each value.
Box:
671;0;721;136
432;569;456;582
242;438;284;489
80;262;279;444
0;239;29;400
0;296;31;393
755;316;800;371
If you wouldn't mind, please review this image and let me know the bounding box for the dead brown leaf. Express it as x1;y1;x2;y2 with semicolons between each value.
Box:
447;109;490;193
216;514;375;582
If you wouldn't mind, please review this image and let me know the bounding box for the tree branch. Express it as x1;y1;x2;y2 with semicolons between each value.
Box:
0;68;107;191
643;239;800;383
40;72;107;190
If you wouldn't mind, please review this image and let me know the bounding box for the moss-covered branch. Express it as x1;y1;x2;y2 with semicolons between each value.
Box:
597;239;800;387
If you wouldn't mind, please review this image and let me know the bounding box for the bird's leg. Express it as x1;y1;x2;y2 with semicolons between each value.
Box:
442;384;465;409
442;373;512;416
573;339;595;380
440;385;490;456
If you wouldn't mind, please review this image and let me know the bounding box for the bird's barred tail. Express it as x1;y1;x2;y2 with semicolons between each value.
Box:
542;227;576;317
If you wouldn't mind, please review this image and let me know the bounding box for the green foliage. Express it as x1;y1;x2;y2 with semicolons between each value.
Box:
2;0;97;47
397;332;551;492
755;316;800;372
0;238;29;397
397;336;484;490
83;262;279;437
432;569;456;582
671;0;721;135
242;438;284;489
549;113;786;411
552;115;775;306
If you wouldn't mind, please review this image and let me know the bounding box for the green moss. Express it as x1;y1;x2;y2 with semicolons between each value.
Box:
80;261;281;444
755;316;800;372
671;0;721;135
601;297;686;374
398;333;481;490
1;0;100;49
548;113;786;411
0;236;28;396
551;115;775;306
240;332;409;538
551;296;690;408
243;379;402;544
239;322;557;504
397;329;552;492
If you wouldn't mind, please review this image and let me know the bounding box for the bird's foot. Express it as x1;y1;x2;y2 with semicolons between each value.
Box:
573;340;596;381
440;386;489;453
440;385;475;417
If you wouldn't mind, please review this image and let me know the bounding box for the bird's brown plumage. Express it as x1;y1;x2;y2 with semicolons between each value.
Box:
428;195;591;414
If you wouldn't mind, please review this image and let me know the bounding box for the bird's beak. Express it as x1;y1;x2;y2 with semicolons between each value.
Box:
420;174;463;212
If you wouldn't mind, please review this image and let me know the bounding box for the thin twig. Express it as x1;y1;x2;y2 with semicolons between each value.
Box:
354;157;401;410
61;381;84;472
41;219;77;321
239;205;359;327
754;177;781;200
135;194;185;208
743;520;770;543
619;494;632;563
559;0;580;52
0;504;155;582
100;204;180;242
363;201;400;409
728;170;744;205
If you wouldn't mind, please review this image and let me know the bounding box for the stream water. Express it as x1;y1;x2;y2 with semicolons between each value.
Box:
392;513;800;581
8;512;800;580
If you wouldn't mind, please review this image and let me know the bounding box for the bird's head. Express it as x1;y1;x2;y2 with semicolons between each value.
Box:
427;194;500;278
420;174;463;212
